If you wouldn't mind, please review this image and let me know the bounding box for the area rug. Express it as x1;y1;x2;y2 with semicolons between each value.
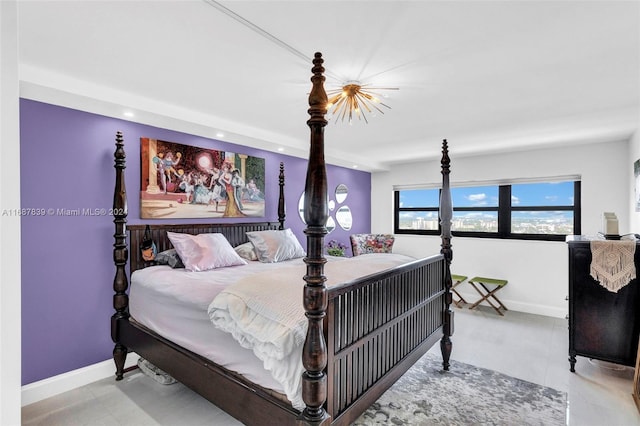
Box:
353;353;567;425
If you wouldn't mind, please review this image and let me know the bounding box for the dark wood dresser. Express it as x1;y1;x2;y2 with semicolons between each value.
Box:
567;236;640;372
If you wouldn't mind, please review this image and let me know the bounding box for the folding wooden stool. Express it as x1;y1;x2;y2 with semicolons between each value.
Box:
451;274;469;308
468;276;508;315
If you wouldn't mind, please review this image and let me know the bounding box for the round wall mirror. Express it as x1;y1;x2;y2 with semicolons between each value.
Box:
326;216;336;234
298;192;306;223
336;206;352;230
298;192;338;233
335;184;348;204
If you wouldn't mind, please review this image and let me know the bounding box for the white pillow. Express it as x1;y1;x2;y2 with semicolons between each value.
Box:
234;242;258;261
246;229;306;263
167;232;247;272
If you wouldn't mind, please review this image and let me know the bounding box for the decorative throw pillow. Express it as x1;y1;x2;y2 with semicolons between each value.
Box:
154;249;185;269
167;232;247;272
350;234;395;256
234;242;258;261
246;228;306;263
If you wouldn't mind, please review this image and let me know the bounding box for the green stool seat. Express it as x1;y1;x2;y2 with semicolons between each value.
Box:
468;276;508;316
451;274;468;308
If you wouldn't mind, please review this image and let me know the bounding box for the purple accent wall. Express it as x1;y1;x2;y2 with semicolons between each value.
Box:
20;99;371;385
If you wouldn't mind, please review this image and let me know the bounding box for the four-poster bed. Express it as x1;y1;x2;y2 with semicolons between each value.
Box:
111;52;454;425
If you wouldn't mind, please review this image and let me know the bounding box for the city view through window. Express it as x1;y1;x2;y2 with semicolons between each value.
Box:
397;181;576;235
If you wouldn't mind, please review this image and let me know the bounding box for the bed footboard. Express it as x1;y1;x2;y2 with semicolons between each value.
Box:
325;255;446;425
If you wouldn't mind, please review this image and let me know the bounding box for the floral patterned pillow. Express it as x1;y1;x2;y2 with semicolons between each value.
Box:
350;234;395;256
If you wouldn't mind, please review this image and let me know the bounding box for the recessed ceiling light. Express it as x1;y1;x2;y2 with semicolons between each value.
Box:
352;165;359;169
277;147;284;152
123;111;134;118
216;132;225;138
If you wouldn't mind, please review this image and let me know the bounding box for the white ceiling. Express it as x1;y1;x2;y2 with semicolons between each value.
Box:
17;0;640;171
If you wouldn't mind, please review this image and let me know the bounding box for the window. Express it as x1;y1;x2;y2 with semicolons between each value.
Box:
396;188;440;231
394;179;581;241
510;181;577;236
450;185;499;233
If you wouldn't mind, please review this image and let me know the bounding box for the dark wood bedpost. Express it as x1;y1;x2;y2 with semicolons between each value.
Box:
299;52;331;426
278;161;286;230
111;131;129;380
439;139;454;370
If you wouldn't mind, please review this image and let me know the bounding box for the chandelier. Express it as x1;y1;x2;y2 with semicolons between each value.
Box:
325;82;398;124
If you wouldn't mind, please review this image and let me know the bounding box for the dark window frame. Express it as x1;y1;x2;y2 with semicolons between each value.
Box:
394;181;581;241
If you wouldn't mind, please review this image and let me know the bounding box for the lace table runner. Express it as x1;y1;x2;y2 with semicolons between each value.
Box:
590;240;636;293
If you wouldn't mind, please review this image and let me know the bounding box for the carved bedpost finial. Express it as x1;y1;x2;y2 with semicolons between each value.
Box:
439;138;454;371
441;139;450;179
300;52;331;426
304;52;329;229
307;52;329;128
113;131;128;214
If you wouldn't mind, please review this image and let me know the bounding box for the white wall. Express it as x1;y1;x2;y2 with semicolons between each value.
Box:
372;140;630;318
0;0;22;424
629;131;640;232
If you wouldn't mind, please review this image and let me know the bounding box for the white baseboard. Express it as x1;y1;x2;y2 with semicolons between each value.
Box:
21;353;140;407
500;300;567;319
454;291;567;319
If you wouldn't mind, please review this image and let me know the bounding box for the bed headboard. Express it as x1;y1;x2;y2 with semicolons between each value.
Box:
127;222;280;274
113;152;286;275
127;160;286;274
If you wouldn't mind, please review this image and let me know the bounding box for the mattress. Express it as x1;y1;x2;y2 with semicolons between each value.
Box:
129;260;313;394
129;253;416;408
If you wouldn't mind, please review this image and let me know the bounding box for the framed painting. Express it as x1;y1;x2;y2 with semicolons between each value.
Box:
140;138;265;219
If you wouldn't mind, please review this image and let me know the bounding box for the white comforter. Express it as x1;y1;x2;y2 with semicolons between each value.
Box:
207;253;416;410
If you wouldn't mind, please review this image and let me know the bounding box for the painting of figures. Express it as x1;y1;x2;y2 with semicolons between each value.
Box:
140;138;265;219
